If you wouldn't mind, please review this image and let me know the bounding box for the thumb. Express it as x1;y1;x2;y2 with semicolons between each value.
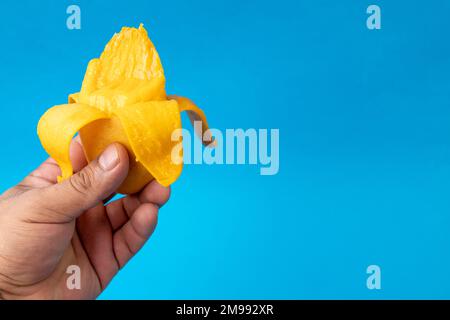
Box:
29;143;129;223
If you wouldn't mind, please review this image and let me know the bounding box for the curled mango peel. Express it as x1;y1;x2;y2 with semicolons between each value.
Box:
37;24;212;194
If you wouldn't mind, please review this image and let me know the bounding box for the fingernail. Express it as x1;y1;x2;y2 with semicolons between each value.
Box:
99;144;120;171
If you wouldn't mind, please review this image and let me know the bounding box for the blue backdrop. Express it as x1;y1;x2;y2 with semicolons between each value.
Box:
1;0;450;299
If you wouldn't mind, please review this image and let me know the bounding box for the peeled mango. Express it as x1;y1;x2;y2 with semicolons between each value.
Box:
37;24;212;194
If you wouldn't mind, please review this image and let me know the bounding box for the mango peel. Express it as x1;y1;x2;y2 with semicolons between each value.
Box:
37;24;212;194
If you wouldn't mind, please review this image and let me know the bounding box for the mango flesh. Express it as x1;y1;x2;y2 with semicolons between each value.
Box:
70;25;177;194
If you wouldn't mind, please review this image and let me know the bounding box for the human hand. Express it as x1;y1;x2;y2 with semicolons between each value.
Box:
0;139;170;299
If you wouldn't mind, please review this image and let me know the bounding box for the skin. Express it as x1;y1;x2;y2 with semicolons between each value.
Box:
0;138;170;299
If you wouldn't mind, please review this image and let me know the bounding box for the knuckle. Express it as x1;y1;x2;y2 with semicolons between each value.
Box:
160;187;171;206
69;166;97;196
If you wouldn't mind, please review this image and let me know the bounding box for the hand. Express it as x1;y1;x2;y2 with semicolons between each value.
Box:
0;139;170;299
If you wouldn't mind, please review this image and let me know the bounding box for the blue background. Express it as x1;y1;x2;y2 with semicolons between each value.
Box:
1;0;450;299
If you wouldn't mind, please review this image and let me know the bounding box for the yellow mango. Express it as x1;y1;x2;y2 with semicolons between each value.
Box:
37;24;213;194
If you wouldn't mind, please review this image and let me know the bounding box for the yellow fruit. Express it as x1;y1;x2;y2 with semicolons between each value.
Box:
37;24;212;194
